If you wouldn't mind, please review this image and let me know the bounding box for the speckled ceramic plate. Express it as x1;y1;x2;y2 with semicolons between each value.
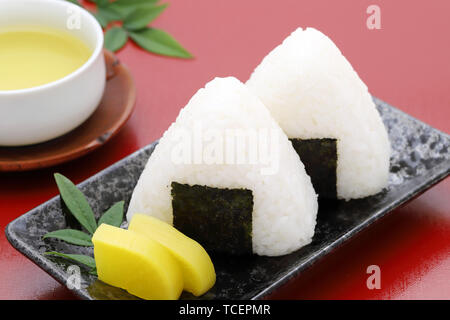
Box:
5;97;450;300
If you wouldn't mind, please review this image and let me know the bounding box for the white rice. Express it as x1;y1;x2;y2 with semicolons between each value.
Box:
246;27;391;200
127;77;318;256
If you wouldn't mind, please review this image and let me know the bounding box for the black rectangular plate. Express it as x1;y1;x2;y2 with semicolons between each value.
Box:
5;97;450;300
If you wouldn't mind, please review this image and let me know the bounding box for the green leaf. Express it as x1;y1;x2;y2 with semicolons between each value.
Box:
65;0;80;5
89;268;98;276
96;6;123;26
54;173;97;234
123;4;168;31
104;27;128;52
92;0;109;6
116;0;160;4
43;229;93;246
93;12;109;28
98;201;125;227
45;252;96;269
129;28;193;58
109;0;160;17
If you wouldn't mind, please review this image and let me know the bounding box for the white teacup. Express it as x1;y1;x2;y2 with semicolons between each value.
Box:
0;0;105;146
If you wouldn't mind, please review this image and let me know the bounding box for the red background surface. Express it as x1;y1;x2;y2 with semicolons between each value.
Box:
0;0;449;299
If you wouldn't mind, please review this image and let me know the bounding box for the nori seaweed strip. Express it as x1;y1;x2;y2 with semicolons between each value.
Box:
290;138;338;199
171;182;253;255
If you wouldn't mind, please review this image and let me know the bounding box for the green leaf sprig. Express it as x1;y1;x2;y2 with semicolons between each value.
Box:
43;173;125;273
67;0;192;58
44;252;97;274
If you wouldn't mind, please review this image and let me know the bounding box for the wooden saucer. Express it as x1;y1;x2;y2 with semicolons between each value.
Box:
0;50;136;172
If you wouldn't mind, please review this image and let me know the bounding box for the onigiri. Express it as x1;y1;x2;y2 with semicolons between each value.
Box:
246;27;391;200
127;77;318;257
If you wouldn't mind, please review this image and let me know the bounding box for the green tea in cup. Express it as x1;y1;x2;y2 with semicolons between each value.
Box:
0;26;92;91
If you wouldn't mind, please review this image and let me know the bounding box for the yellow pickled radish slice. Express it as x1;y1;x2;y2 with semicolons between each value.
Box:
129;214;216;296
92;223;183;300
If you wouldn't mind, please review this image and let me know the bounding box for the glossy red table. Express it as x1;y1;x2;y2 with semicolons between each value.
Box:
0;0;448;300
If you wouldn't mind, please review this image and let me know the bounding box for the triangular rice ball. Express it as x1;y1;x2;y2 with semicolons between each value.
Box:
127;77;318;256
247;27;391;200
